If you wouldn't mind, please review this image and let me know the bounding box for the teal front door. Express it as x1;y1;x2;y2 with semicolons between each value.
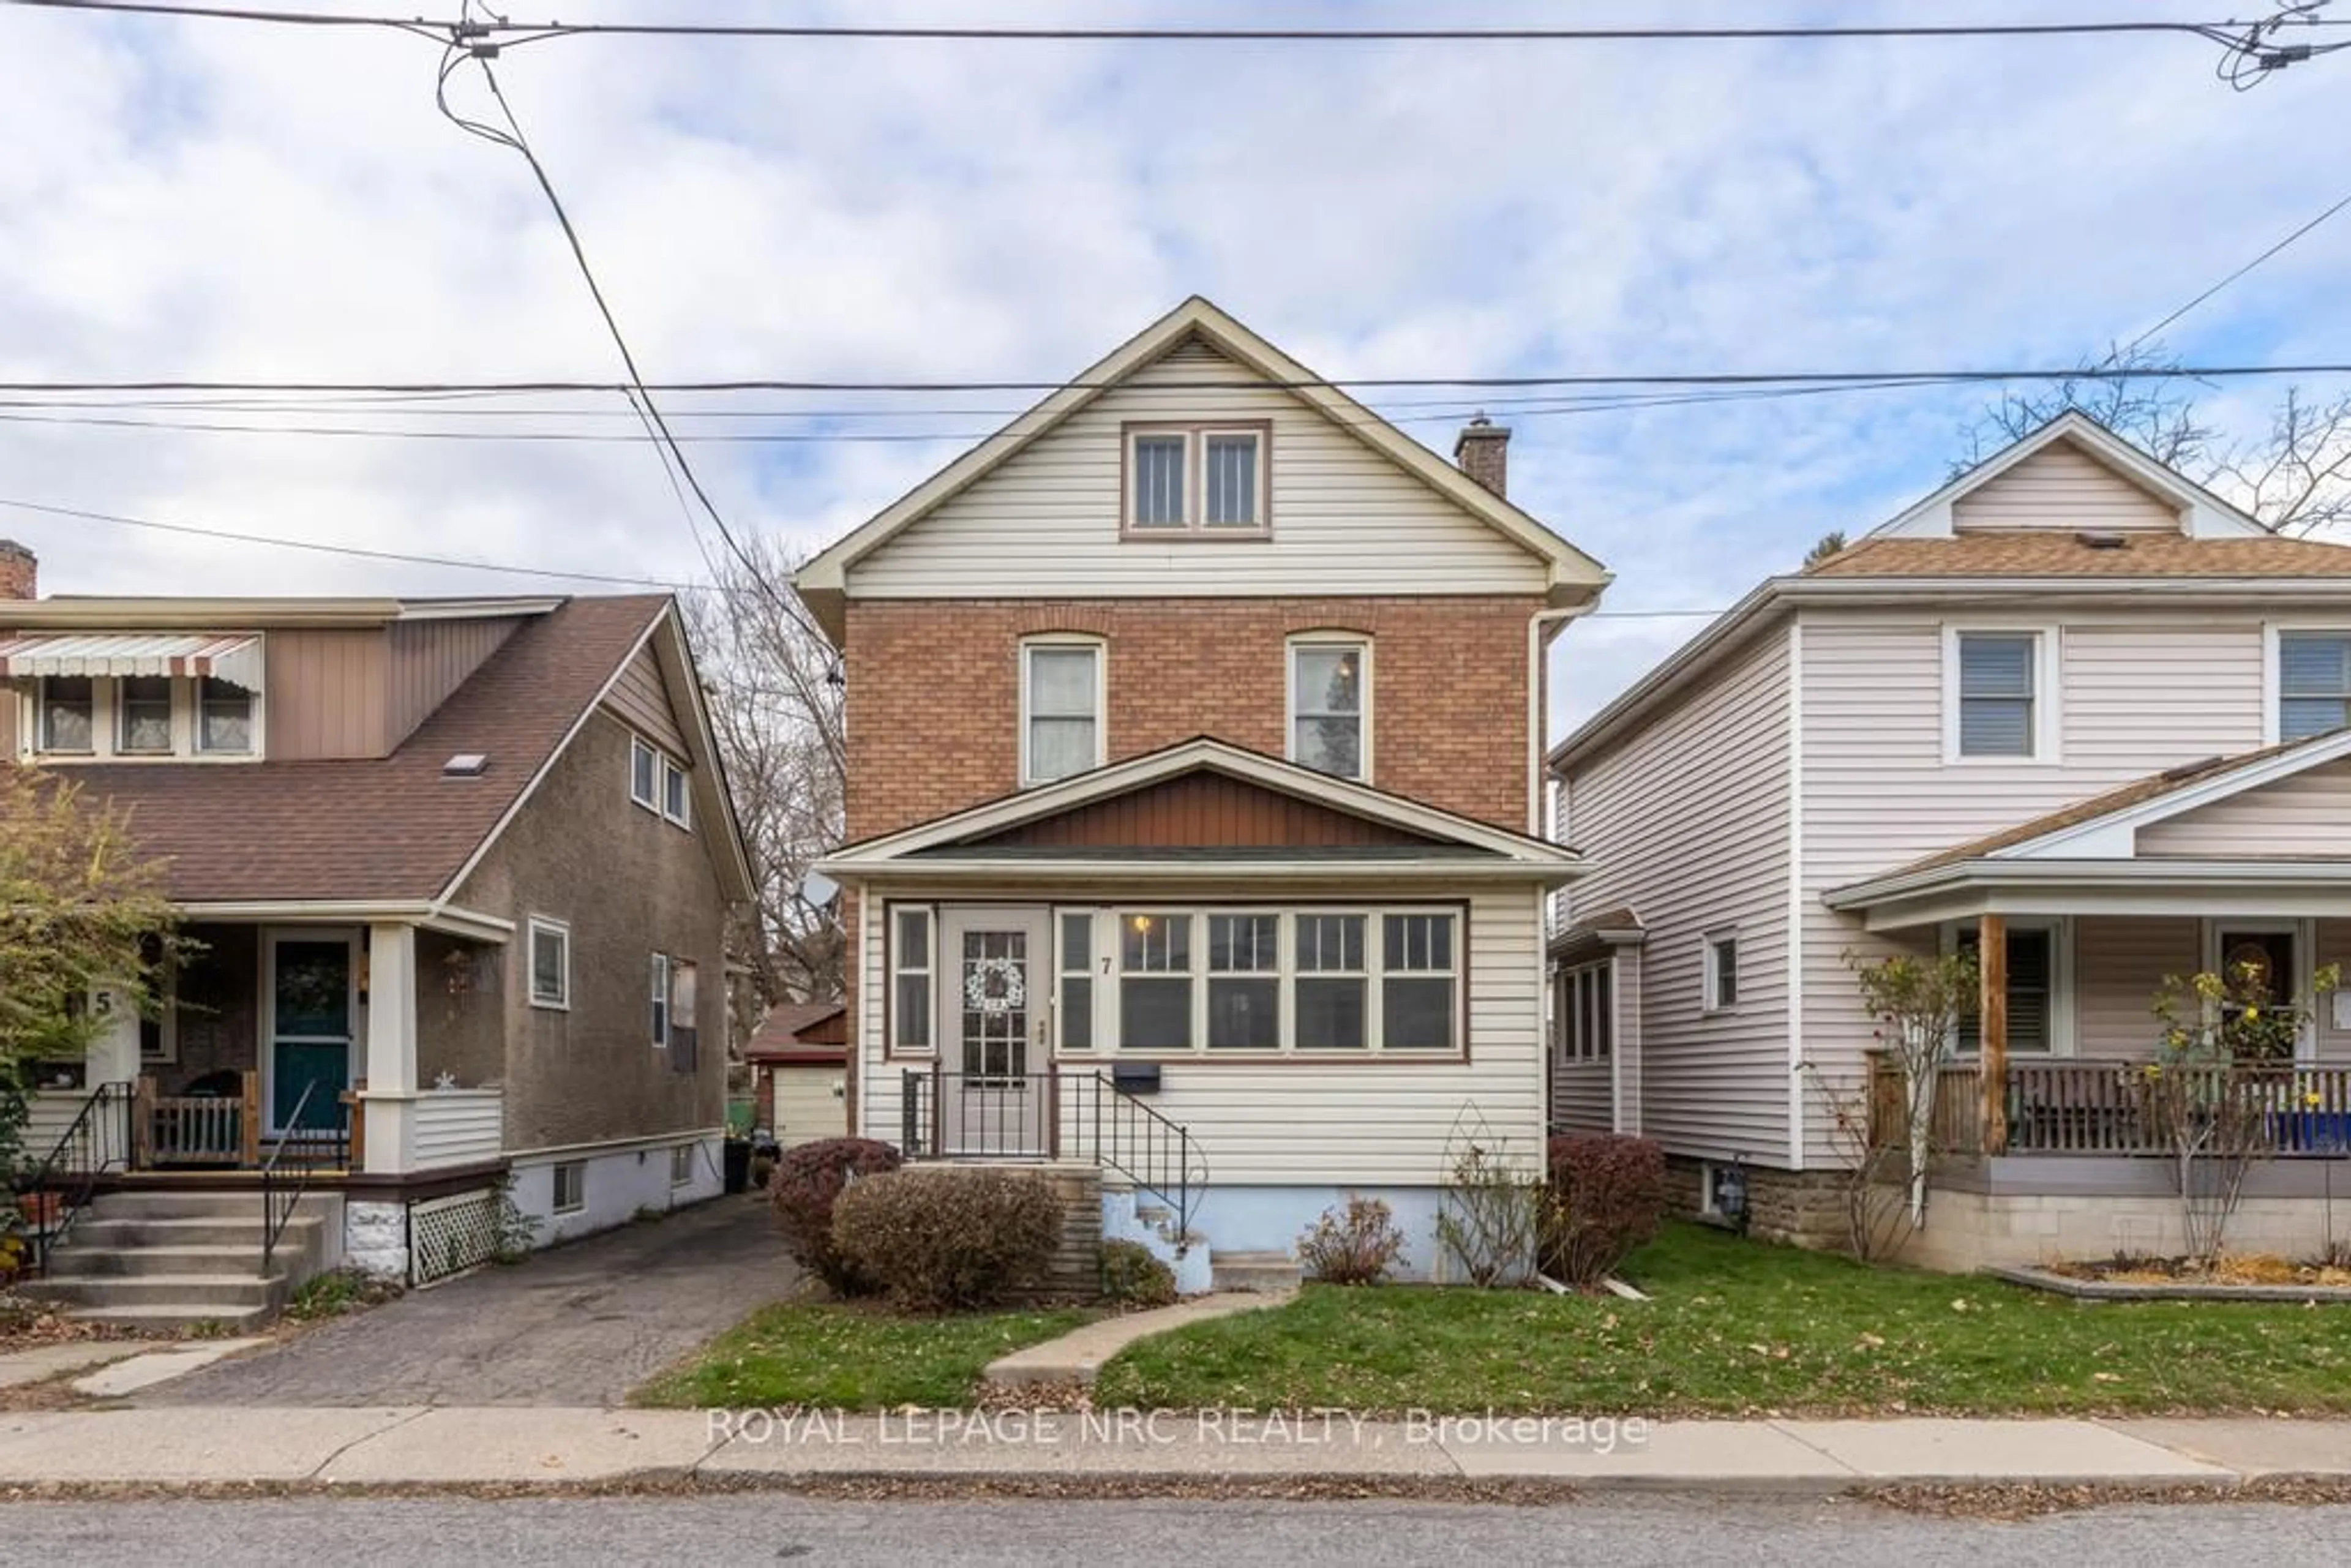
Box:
270;936;354;1132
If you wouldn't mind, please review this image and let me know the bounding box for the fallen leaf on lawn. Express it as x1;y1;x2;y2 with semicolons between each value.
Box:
1858;1333;1886;1349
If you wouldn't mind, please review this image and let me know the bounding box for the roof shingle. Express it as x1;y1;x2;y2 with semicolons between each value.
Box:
1809;531;2351;579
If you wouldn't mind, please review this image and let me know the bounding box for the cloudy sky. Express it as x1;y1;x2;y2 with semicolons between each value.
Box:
2;0;2347;732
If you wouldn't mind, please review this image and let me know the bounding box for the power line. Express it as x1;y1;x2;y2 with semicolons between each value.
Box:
10;0;2338;49
2127;181;2351;351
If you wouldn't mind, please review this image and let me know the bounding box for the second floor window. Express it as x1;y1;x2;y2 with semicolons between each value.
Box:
1021;640;1102;786
1123;424;1269;535
1955;632;2040;759
2279;632;2351;742
197;677;254;754
1289;637;1368;781
118;677;173;754
40;677;94;753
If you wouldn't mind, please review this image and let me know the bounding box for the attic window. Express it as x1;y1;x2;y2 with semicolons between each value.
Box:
1122;423;1270;538
443;753;490;778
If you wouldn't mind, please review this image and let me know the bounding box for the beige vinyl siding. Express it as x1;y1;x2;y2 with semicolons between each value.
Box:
774;1065;849;1147
1550;1060;1611;1133
848;340;1551;601
1951;441;2181;533
23;1090;90;1161
1561;629;1791;1162
264;628;389;760
1797;610;2270;1161
410;1089;506;1169
387;617;523;751
855;885;1545;1184
601;643;688;757
2140;759;2351;857
2074;916;2198;1055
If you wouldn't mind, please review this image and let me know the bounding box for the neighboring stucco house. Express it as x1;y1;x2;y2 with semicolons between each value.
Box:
1547;413;2351;1268
4;546;751;1317
795;298;1605;1284
746;1000;849;1147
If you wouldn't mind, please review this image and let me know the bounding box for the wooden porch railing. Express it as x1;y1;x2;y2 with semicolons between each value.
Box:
130;1071;356;1170
1867;1056;2351;1158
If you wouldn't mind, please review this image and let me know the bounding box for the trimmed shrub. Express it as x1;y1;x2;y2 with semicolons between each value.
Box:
1540;1134;1668;1286
1100;1239;1177;1308
770;1136;904;1296
831;1167;1063;1312
1297;1194;1406;1285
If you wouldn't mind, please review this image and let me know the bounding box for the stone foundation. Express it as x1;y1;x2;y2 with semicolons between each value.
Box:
345;1199;410;1280
1662;1157;1850;1250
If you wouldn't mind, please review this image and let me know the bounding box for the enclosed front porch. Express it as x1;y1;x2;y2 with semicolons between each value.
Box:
24;917;509;1182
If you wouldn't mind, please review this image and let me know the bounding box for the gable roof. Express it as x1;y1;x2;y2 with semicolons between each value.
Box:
819;736;1583;883
748;1000;847;1060
1863;411;2268;541
45;596;754;910
1807;530;2351;580
793;296;1609;642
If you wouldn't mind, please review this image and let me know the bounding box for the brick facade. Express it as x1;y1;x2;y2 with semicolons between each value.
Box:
842;594;1545;841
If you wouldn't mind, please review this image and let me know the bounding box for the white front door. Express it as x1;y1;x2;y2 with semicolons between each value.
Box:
938;907;1052;1156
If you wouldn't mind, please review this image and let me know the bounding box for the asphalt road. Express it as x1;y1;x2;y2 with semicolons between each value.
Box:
1;1495;2344;1566
138;1195;792;1407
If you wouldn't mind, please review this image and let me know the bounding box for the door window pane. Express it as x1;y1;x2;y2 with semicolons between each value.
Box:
1130;434;1188;527
959;929;1029;1079
118;677;173;753
274;941;352;1038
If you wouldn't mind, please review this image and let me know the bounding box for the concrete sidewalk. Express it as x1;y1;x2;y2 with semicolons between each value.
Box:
0;1408;2345;1491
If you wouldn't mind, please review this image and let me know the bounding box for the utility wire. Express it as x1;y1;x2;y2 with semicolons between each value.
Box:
2126;182;2351;352
10;0;2339;48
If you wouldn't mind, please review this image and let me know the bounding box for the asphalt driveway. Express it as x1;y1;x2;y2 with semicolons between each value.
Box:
138;1195;794;1408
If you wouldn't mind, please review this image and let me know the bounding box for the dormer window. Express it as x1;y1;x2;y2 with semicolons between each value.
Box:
39;677;94;754
5;633;264;763
197;677;254;754
1122;423;1269;537
118;677;174;754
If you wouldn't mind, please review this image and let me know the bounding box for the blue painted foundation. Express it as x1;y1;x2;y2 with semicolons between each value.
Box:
1190;1185;1452;1280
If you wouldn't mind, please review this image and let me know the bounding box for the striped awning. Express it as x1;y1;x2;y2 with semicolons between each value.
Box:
0;632;263;690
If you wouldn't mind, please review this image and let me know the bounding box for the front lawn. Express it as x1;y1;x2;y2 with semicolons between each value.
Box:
1092;1222;2351;1417
632;1300;1098;1409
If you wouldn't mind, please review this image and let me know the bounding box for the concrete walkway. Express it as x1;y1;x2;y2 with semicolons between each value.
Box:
985;1291;1289;1388
135;1196;792;1408
0;1410;2342;1490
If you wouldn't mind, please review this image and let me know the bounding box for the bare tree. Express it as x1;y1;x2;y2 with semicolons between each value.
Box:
680;537;847;1017
1957;341;2351;537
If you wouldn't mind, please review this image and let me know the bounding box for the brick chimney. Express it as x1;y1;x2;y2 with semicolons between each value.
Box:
1453;415;1510;498
0;539;34;601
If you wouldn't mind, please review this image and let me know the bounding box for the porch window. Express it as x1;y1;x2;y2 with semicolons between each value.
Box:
1558;961;1611;1063
38;677;94;753
1119;912;1194;1051
2278;632;2351;742
650;953;672;1047
1021;639;1103;786
197;677;253;754
1957;926;2053;1054
1057;910;1095;1051
1289;637;1369;781
117;677;174;754
1108;907;1462;1056
1954;632;2039;759
528;917;571;1010
890;906;934;1053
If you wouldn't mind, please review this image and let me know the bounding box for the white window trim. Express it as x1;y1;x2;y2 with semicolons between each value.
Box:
629;735;661;812
1018;636;1107;789
1938;917;2076;1057
888;904;937;1057
1054;906;1101;1053
1701;929;1739;1015
2261;622;2351;747
1121;424;1271;536
1941;624;2061;765
193;675;259;757
1285;632;1374;783
2201;916;2317;1062
669;1144;695;1187
20;674;263;765
527;915;572;1011
552;1160;586;1214
1102;906;1463;1057
662;754;694;830
650;951;672;1048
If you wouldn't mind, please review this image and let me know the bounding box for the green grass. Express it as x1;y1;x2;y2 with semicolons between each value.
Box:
1092;1223;2351;1417
632;1299;1100;1409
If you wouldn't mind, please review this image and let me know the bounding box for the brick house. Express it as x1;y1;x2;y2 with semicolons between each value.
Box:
4;556;752;1319
795;298;1607;1283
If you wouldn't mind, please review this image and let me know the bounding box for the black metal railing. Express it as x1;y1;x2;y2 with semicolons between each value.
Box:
18;1082;135;1277
259;1079;323;1278
901;1067;1208;1242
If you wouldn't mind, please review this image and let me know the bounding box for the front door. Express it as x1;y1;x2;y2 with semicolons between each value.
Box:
2216;925;2302;1060
267;932;358;1135
939;909;1052;1157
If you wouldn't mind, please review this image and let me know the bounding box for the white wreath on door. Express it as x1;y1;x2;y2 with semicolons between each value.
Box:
964;955;1026;1015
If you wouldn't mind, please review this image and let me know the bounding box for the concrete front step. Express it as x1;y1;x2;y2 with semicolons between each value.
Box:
44;1242;288;1279
58;1302;276;1332
1210;1250;1303;1292
69;1215;323;1251
20;1272;290;1310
